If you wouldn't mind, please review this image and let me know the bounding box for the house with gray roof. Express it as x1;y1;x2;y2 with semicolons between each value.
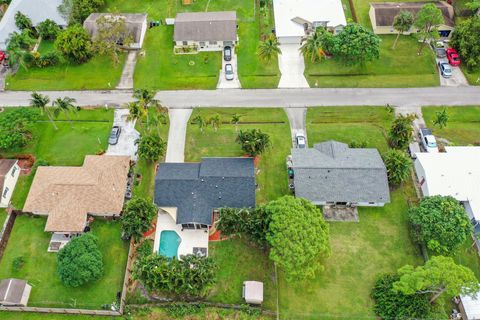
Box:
173;11;237;52
291;141;390;207
0;0;67;50
154;157;255;229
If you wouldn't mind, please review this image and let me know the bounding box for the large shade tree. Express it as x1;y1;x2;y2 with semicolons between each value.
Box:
451;16;480;71
121;197;157;242
409;195;472;255
414;3;444;54
257;34;281;62
55;24;93;64
392;11;414;49
59;0;105;24
136;133;167;162
92;15;133;65
265;196;330;281
332;23;381;65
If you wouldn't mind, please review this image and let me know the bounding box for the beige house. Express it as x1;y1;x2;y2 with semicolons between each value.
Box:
369;1;455;38
0;159;20;208
24;155;130;237
173;11;237;52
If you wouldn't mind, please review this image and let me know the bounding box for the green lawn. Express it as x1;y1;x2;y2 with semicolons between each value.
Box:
351;0;422;27
0;208;6;228
0;216;128;309
6;41;126;91
305;35;439;88
208;238;276;310
462;67;480;86
306;106;393;153
185;108;291;203
422;106;480;145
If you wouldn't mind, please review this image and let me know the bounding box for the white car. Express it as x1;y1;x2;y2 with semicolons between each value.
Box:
225;64;234;81
419;128;438;153
295;131;306;148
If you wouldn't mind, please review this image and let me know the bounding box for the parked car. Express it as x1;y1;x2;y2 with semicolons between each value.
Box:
295;131;306;148
0;51;5;63
223;46;232;61
225;63;234;81
437;61;452;78
419;128;438;153
446;48;460;66
430;42;446;58
108;126;121;145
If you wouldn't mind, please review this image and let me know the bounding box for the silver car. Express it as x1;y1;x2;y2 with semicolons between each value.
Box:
108;126;121;145
225;63;234;81
437;61;452;78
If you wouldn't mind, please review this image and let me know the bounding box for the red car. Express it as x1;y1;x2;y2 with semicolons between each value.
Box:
0;51;5;63
446;48;461;66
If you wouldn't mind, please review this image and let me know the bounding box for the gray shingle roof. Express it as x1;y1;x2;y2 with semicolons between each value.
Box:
173;11;237;42
154;157;256;225
292;141;390;204
83;13;147;45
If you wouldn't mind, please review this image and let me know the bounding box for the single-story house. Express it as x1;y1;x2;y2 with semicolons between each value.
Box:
0;0;67;50
290;140;390;207
83;13;148;50
369;1;455;38
272;0;347;44
0;278;31;307
23;155;130;237
0;159;20;208
173;11;237;52
153;157;255;258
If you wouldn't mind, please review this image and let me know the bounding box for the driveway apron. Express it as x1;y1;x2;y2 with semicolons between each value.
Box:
278;44;309;88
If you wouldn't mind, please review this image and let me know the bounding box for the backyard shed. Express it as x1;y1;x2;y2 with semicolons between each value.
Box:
0;278;32;306
243;281;263;305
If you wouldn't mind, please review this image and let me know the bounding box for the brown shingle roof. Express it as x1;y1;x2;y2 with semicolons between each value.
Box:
174;11;237;42
371;1;455;27
23;155;130;232
0;159;17;193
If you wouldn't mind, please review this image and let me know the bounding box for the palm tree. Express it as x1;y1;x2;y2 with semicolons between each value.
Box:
392;11;414;49
192;115;207;133
299;27;333;63
236;129;271;157
133;89;158;125
52;96;77;128
148;109;168;136
257;34;281;62
209;114;221;132
231;113;241;132
126;101;146;126
30;92;57;130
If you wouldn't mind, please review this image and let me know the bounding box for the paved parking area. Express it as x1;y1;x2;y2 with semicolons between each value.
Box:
217;48;241;89
106;109;140;161
165;108;192;163
278;44;309;88
285;107;307;147
436;58;469;87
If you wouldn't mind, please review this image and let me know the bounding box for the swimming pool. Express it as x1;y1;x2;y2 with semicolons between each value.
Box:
159;230;181;258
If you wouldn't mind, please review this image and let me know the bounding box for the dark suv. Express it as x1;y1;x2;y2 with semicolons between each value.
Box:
223;46;232;61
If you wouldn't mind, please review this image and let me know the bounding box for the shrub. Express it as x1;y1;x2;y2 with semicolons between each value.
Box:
55;24;92;64
389;114;415;150
136;240;153;259
0;108;38;150
57;233;104;287
37;19;61;40
136;133;167;162
164;303;205;317
383;149;412;186
14;11;32;31
37;51;61;68
121;197;157;243
349;140;368;148
12;256;25;272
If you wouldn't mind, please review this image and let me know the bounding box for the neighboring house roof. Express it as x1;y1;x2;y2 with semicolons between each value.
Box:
23;155;130;233
154;157;256;225
461;292;480;320
173;11;237;42
83;13;147;45
0;0;67;50
0;159;17;192
291;141;390;204
370;1;455;27
273;0;347;38
0;278;31;306
414;146;480;220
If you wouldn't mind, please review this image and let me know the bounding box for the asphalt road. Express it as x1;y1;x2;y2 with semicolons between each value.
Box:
1;87;479;108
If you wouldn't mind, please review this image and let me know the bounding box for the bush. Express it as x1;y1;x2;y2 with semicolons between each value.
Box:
136;240;153;259
12;256;25;272
0;108;38;150
389;114;415;150
371;273;431;320
55;24;92;64
383;149;412;186
59;0;105;24
15;11;32;31
57;233;104;287
121;197;157;242
37;51;61;68
136;134;167;162
164;303;205;317
37;19;61;40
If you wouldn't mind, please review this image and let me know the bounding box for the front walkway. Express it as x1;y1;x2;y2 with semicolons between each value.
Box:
165;108;192;163
278;44;309;88
106;109;140;160
116;51;138;90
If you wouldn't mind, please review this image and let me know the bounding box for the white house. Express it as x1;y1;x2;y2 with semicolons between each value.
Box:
0;159;20;208
0;0;67;50
272;0;347;44
414;147;480;221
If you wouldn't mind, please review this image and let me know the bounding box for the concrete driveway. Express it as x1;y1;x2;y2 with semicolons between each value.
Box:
285;107;307;147
165;108;192;163
106;109;140;161
217;48;241;89
278;44;309;88
436;58;469;87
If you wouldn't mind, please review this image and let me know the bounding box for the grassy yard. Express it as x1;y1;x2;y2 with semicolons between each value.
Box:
462;67;480;86
422;106;480;145
185;108;291;203
0;208;6;228
0;216;128;309
351;0;422;27
305;35;439;88
6;41;126;91
208;238;276;310
0;108;114;210
306;106;393;153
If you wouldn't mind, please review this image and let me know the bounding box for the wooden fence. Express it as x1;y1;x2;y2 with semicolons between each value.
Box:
0;306;120;316
0;210;17;264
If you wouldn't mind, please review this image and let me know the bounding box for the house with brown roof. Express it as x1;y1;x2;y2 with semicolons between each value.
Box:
23;155;130;247
173;11;237;52
369;1;455;38
0;159;20;208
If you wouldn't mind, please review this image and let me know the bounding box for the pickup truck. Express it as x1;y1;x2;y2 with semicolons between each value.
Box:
419;128;438;153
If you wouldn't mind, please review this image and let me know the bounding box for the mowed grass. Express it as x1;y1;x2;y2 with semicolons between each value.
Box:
278;184;422;319
422;106;480;145
305;35;439;88
306;106;393;152
0;208;6;228
0;216;128;309
462;67;480;86
6;41;126;91
185;108;291;203
351;0;423;27
208;238;276;310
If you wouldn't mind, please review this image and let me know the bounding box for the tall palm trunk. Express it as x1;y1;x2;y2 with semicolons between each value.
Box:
46;108;58;130
393;32;401;49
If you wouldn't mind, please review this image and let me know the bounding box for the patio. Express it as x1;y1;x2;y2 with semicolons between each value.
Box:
153;208;209;258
